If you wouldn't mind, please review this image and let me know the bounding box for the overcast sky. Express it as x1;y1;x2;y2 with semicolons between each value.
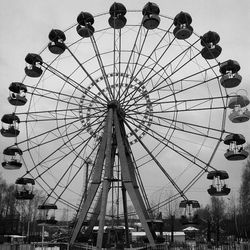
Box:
0;0;250;208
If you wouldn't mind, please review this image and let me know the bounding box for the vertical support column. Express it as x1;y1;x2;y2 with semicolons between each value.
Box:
114;112;155;247
81;190;103;241
96;109;114;249
70;114;109;246
84;118;117;243
122;184;130;248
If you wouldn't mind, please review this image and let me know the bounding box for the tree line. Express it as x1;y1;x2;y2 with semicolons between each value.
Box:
0;174;45;240
195;148;250;242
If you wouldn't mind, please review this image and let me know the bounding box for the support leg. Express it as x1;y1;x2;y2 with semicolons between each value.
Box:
70;113;110;245
114;112;155;247
96;109;114;249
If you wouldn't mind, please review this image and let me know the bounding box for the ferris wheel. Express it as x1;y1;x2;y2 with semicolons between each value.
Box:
1;2;249;248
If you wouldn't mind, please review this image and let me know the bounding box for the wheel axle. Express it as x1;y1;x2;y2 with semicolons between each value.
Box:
107;100;125;118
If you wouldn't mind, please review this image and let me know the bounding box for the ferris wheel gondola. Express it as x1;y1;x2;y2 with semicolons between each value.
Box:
2;146;23;170
8;82;28;106
207;170;231;196
224;134;249;160
15;177;35;200
179;200;200;225
228;94;250;123
1;114;20;137
37;203;58;226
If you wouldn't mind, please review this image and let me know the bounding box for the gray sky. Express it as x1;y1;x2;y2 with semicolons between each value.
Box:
0;0;250;210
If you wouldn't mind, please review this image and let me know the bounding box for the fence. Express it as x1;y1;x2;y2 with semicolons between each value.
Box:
0;243;63;250
1;242;250;250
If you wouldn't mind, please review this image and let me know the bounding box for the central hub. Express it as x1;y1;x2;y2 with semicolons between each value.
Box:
107;100;125;119
107;100;119;109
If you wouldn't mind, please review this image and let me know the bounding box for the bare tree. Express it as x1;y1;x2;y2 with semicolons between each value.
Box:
238;145;250;238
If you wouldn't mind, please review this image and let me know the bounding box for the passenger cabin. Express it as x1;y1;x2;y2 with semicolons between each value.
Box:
15;178;35;200
76;12;95;38
142;2;160;30
8;82;27;106
207;170;230;196
173;12;193;40
48;29;66;54
1;114;20;137
108;2;127;29
2;146;22;170
228;95;250;123
37;203;58;226
24;53;43;78
224;134;249;160
179;200;200;225
220;60;242;88
200;31;222;59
